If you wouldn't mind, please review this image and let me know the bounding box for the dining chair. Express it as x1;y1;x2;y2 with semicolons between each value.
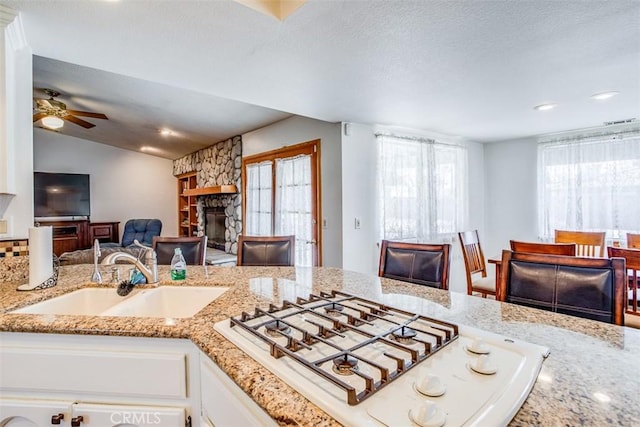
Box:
509;240;576;256
237;235;295;266
152;236;207;265
608;246;640;317
554;230;606;257
378;240;451;290
627;233;640;249
499;250;625;325
458;230;496;298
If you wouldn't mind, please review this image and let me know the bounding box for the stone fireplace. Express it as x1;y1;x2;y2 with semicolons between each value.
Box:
173;135;242;254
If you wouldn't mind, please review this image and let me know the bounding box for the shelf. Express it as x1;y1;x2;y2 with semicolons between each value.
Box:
183;185;237;197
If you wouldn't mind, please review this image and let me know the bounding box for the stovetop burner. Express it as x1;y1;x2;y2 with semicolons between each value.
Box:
332;354;359;376
264;320;291;337
391;325;418;344
324;302;344;317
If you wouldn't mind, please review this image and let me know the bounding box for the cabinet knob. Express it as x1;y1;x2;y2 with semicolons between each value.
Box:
51;413;64;425
71;415;84;427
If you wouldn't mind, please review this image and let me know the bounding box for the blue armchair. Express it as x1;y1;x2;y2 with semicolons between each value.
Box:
120;219;162;247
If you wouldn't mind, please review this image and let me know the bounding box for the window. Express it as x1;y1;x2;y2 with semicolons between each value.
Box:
537;130;640;242
376;134;468;241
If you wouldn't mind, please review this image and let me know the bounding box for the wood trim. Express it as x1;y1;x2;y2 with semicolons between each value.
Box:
183;185;237;196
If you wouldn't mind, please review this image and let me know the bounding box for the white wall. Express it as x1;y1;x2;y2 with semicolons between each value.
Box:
33;129;177;240
341;123;379;274
483;137;538;258
341;124;486;294
242;115;343;267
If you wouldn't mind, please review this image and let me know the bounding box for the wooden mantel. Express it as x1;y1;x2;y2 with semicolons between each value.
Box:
183;185;238;197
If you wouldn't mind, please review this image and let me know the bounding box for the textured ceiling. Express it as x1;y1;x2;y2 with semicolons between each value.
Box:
4;0;640;159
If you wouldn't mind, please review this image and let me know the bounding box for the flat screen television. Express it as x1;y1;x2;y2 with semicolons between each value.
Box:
34;172;91;218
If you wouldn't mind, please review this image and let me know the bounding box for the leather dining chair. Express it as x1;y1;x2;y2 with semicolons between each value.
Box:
627;233;640;249
499;250;625;325
510;240;576;256
458;230;496;298
378;240;451;290
152;236;207;265
554;230;605;257
608;246;640;317
237;235;295;266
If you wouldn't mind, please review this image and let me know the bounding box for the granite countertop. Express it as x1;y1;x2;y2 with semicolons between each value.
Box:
1;264;639;426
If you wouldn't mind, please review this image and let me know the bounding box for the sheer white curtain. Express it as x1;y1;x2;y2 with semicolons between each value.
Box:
245;161;272;236
376;134;468;242
537;129;640;243
275;154;312;266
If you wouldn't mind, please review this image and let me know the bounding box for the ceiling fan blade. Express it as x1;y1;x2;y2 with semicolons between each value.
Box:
66;110;108;120
63;115;95;129
33;112;47;122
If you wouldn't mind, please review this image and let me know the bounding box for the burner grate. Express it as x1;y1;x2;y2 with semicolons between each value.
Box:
228;290;459;405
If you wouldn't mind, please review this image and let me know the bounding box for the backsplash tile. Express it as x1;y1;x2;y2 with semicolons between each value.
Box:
0;239;29;282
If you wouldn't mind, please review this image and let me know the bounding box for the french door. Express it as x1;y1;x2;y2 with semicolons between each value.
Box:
242;140;321;266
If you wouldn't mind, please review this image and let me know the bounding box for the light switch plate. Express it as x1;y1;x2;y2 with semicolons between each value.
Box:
0;219;7;234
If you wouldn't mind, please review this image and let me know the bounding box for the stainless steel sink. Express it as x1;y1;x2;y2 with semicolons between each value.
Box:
12;286;229;318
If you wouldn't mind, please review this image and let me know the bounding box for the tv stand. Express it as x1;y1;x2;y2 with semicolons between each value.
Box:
38;219;89;256
35;220;120;256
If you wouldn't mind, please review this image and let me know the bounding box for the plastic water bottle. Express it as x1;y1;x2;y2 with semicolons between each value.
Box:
170;247;186;280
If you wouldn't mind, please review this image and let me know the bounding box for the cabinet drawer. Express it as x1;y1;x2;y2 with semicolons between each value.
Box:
92;226;112;238
1;348;187;399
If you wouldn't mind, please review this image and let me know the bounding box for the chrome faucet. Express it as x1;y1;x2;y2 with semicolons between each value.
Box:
100;240;158;285
91;239;102;283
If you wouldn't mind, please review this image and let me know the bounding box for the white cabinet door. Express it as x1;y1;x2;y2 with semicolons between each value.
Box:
200;355;277;427
0;399;70;426
71;403;185;427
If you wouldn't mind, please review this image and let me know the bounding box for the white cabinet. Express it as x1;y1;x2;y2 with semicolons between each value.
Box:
70;403;185;427
0;332;282;427
0;399;70;426
200;354;277;427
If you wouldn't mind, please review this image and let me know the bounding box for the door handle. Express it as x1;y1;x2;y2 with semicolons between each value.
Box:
71;415;84;427
305;240;317;244
51;414;64;425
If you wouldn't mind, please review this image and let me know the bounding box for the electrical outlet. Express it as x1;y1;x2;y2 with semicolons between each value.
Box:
0;219;6;234
354;217;361;229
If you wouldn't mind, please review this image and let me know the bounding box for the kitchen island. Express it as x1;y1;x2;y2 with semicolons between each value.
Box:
1;264;639;426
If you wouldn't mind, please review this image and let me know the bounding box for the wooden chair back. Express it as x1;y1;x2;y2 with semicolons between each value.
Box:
554;230;605;257
152;236;207;266
458;230;495;297
378;240;451;290
499;250;625;325
627;233;640;249
237;235;295;266
608;246;640;317
510;240;576;256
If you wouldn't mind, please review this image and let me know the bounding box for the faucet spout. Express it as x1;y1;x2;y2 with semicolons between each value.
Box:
100;245;158;285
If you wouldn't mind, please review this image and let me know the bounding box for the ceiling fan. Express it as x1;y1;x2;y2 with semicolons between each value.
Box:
33;88;108;129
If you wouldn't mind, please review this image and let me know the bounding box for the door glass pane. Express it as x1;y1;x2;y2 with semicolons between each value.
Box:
245;161;272;236
275;154;312;267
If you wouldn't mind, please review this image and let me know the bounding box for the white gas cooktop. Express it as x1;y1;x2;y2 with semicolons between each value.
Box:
214;290;549;427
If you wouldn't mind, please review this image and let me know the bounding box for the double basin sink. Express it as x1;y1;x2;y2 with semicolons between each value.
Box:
12;286;229;319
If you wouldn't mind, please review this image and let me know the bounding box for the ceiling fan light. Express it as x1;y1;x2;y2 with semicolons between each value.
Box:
41;115;64;129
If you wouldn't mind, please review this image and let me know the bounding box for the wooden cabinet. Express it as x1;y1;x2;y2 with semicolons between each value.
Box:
38;219;89;256
37;220;120;256
178;173;198;237
89;221;120;244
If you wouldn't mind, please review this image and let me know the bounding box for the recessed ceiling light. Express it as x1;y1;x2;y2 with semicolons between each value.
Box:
159;129;174;136
534;103;557;111
590;91;619;101
141;146;161;153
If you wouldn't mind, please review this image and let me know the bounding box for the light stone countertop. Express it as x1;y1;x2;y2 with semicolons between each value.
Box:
1;264;639;426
